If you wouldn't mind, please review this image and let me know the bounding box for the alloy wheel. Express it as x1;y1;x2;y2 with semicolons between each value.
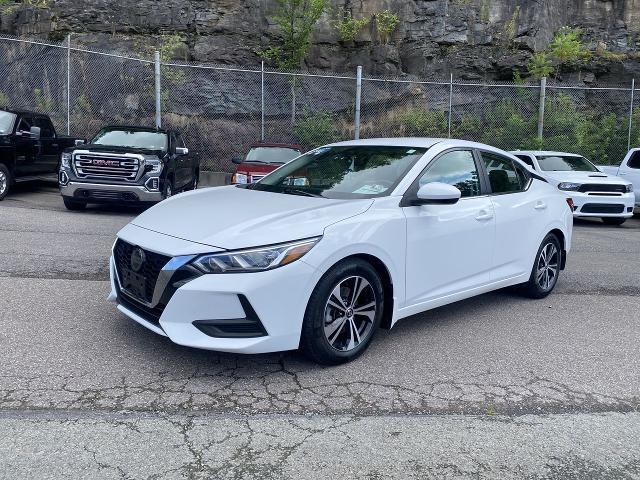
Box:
0;171;6;196
536;242;559;291
323;276;377;352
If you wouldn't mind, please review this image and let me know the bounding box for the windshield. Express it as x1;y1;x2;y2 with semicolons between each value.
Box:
246;146;301;164
91;129;168;151
248;145;428;199
537;155;599;172
0;111;16;134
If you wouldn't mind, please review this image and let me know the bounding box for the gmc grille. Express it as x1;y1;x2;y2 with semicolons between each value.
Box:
73;153;142;181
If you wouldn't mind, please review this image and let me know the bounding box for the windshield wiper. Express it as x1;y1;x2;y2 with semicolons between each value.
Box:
283;188;322;198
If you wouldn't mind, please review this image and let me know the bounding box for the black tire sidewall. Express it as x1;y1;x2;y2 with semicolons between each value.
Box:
526;234;562;298
301;259;384;365
0;164;11;200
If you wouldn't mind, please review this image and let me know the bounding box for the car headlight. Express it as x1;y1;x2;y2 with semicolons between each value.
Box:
232;173;248;184
145;158;163;174
61;152;71;169
625;184;634;193
192;237;320;273
558;182;581;191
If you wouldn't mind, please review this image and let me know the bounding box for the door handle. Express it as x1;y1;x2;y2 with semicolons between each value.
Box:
475;211;493;221
534;201;547;210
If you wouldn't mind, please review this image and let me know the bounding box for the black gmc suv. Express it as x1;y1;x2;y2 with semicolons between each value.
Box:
59;126;200;210
0;109;83;200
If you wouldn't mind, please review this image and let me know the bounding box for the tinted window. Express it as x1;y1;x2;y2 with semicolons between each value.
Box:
419;150;481;198
481;152;523;194
514;154;535;168
628;151;640;169
246;146;301;164
252;145;428;199
34;117;54;137
91;128;168;151
537;155;598;172
17;116;32;133
0;110;16;134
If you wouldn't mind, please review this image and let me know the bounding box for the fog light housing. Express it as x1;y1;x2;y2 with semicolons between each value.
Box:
59;171;69;186
145;177;160;191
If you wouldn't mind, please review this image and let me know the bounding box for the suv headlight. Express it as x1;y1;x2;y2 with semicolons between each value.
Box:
192;237;320;273
61;152;71;169
625;184;634;193
558;182;581;191
145;158;163;174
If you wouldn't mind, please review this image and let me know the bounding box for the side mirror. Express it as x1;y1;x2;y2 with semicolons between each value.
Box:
231;157;243;165
412;182;461;205
74;139;85;146
29;126;41;140
175;147;189;156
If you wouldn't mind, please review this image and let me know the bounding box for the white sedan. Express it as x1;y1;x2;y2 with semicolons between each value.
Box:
109;139;573;364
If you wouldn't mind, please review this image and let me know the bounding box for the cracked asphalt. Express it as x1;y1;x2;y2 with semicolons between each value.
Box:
1;182;639;479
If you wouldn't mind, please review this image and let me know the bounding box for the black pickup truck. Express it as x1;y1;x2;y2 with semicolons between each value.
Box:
0;109;83;200
59;125;200;210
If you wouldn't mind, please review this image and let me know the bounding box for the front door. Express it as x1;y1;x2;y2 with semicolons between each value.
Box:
403;149;495;307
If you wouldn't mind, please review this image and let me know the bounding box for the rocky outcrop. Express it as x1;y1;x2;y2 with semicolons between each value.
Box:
1;0;640;81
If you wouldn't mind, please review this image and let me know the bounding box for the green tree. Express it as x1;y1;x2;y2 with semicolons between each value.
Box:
527;52;553;79
261;0;328;69
294;111;338;149
375;10;399;44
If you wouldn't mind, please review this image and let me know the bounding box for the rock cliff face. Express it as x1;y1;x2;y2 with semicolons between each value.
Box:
1;0;639;81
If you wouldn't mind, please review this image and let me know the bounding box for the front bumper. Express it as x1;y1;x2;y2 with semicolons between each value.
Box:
60;180;163;203
108;237;317;354
568;192;635;218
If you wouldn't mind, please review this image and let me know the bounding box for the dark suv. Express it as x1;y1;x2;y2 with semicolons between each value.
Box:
59;126;199;210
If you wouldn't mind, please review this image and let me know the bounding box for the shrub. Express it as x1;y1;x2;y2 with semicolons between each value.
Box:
295;111;338;149
397;109;448;137
333;11;369;42
375;10;399;44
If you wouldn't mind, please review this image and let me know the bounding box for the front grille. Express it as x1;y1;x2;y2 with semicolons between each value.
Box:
113;240;171;303
250;175;265;183
580;203;625;214
578;184;627;194
75;189;139;202
74;153;141;181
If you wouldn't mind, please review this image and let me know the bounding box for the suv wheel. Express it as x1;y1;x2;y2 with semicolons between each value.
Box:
0;164;11;201
63;197;87;211
518;233;562;299
301;259;384;365
602;217;626;226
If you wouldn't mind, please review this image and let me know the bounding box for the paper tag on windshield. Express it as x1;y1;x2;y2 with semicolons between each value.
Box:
353;184;388;194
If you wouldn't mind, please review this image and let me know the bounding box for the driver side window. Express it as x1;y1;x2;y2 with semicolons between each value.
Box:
418;150;481;198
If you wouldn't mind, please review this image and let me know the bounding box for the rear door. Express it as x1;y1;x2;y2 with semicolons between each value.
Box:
619;150;640;204
479;150;547;281
13;115;38;175
403;149;495;306
33;116;59;173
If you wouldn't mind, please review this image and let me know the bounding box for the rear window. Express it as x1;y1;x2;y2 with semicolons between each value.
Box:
246;147;301;164
0;110;16;134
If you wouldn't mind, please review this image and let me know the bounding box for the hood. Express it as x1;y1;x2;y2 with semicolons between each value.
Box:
130;186;373;250
77;143;165;157
542;170;630;185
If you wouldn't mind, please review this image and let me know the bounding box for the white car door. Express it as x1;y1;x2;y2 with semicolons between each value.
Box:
403;149;495;307
478;150;547;281
619;150;640;205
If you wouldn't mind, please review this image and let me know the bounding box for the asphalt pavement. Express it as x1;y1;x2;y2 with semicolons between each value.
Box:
1;181;639;479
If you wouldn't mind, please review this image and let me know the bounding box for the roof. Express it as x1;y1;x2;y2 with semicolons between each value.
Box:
99;125;169;134
328;138;518;155
0;108;50;117
511;150;584;157
250;142;302;150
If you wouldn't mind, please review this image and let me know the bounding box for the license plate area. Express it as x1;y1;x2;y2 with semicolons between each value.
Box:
121;267;148;301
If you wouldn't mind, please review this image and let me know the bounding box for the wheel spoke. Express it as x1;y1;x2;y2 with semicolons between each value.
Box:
329;285;347;311
351;278;371;308
325;316;347;345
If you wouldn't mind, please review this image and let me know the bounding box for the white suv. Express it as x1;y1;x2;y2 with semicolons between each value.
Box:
512;151;634;226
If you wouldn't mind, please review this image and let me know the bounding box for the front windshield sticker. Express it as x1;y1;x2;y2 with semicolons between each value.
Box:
353;184;389;195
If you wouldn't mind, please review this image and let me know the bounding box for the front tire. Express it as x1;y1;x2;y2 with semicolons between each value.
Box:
518;234;562;299
63;197;87;211
602;217;626;226
300;259;384;365
0;164;11;201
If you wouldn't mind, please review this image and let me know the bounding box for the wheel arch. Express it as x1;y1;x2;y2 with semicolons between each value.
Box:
548;228;567;270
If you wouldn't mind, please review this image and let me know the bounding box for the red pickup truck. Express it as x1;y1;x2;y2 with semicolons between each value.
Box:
231;143;302;184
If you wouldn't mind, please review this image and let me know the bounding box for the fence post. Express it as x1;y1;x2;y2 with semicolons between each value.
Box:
154;51;161;128
261;61;265;142
628;78;635;152
447;73;453;138
66;34;71;135
354;66;362;140
537;76;547;142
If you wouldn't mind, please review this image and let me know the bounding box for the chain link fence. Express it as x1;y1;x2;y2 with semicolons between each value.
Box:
0;35;638;171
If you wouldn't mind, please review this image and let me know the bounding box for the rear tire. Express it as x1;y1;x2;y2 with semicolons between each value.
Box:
63;197;87;211
602;217;626;226
300;259;384;365
0;164;11;201
518;233;562;299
